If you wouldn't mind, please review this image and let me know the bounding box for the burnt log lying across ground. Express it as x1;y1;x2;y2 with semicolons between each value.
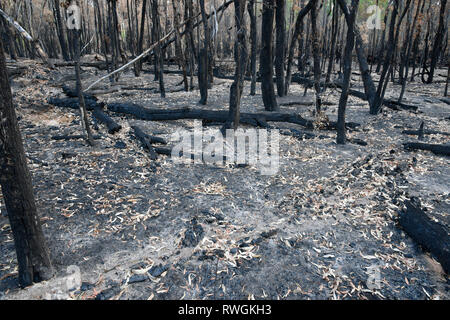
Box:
106;103;360;131
131;125;171;160
92;108;122;134
48;97;99;110
291;75;418;112
399;200;450;274
48;97;121;135
402;129;450;137
62;85;98;101
403;142;450;156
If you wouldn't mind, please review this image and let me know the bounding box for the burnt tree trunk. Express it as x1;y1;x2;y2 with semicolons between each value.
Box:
72;28;95;146
275;0;285;97
261;0;278;111
337;0;358;144
424;0;447;84
0;38;54;288
285;0;314;95
135;0;147;76
247;0;257;96
227;0;248;130
52;0;70;61
310;0;322;114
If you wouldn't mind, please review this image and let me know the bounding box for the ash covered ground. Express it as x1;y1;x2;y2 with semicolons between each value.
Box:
0;59;449;299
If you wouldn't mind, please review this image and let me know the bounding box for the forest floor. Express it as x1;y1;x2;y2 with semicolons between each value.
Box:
0;58;448;300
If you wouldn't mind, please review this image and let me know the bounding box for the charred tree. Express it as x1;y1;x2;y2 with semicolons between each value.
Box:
0;38;54;288
71;26;95;146
247;0;257;96
310;0;322;114
261;0;278;111
135;0;147;76
227;0;248;130
424;0;447;84
336;0;358;145
285;0;314;95
275;0;285;97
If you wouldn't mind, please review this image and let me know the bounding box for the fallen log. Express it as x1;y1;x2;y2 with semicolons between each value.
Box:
92;108;122;134
48;97;100;111
7;65;27;79
107;103;360;131
54;61;108;70
62;85;98;101
402;129;450;137
403;142;450;156
399;200;450;274
131;125;158;160
48;97;122;134
291;75;418;112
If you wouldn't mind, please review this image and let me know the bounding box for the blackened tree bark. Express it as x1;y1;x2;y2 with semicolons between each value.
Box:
152;0;165;98
275;0;285;97
52;0;70;61
261;0;278;111
372;0;399;114
337;0;358;144
325;0;338;87
337;0;377;113
198;47;208;104
227;0;248;130
172;0;189;91
398;0;422;103
424;0;447;84
310;0;321;114
198;0;210;99
0;38;54;288
247;0;257;96
445;65;449;97
73;28;95;146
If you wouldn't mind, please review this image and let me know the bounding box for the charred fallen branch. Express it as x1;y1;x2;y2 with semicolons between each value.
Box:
403;142;450;156
92;108;122;134
62;85;98;101
54;61;108;70
48;97;99;111
291;75;418;112
399;200;450;274
131;125;158;160
402;129;450;137
107;103;360;131
48;97;122;135
131;125;170;160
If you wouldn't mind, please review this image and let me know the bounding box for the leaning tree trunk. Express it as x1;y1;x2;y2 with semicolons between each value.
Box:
0;37;54;288
337;0;358;144
261;0;279;111
275;0;285;97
